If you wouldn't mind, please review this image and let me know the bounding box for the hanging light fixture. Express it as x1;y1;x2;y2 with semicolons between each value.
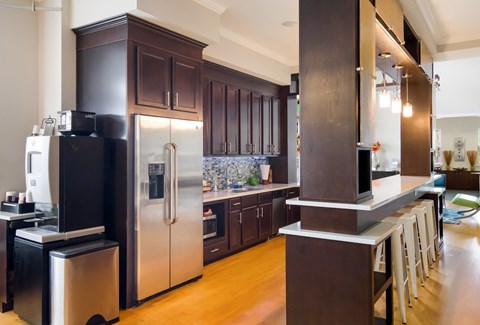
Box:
391;64;403;113
379;52;392;108
402;73;413;117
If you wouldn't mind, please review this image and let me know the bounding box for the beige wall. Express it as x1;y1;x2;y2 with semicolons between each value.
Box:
0;8;39;197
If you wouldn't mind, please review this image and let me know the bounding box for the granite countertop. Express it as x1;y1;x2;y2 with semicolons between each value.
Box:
203;183;299;203
286;175;440;211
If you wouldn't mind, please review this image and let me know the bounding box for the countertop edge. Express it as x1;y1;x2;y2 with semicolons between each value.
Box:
0;211;35;221
279;221;397;245
203;183;299;203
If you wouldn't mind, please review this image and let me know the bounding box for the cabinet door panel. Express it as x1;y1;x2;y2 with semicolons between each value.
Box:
242;206;259;246
211;81;227;155
226;85;239;155
173;56;201;113
251;93;262;155
259;203;273;240
271;98;281;155
229;211;242;251
239;89;251;155
203;80;212;155
262;96;272;154
136;45;171;109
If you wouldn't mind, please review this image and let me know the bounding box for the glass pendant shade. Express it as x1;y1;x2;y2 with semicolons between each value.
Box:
379;89;391;108
403;102;413;117
391;96;402;113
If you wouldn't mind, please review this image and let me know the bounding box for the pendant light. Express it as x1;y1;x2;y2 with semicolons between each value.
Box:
379;53;391;108
391;65;403;113
402;73;413;117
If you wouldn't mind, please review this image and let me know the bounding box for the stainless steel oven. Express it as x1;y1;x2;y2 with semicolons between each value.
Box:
203;214;217;239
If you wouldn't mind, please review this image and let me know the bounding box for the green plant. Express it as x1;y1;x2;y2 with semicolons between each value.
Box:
246;175;259;186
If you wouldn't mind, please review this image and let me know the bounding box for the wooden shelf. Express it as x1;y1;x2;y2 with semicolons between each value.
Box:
373;271;392;303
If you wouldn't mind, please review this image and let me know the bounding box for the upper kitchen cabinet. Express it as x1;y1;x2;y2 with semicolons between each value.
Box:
262;96;281;156
420;40;434;81
376;0;404;45
207;81;240;155
75;14;206;123
239;90;262;155
203;61;281;157
136;44;201;115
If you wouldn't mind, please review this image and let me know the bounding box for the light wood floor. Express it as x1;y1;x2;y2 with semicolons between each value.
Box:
1;213;480;325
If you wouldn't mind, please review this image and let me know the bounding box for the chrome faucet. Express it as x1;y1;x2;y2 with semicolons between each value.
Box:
225;163;240;189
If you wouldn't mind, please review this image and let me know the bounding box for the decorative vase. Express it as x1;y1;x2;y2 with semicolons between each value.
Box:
372;151;380;171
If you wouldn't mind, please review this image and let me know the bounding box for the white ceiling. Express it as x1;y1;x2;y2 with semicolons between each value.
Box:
200;0;480;67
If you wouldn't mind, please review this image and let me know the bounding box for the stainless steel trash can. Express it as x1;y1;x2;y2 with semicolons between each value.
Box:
50;240;119;325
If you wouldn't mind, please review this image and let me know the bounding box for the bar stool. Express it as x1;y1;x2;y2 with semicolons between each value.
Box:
374;224;411;324
398;205;432;277
413;199;439;254
381;213;424;298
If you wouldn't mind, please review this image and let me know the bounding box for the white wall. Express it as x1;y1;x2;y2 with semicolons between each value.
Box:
374;92;401;170
436;117;480;169
435;57;480;118
0;8;38;197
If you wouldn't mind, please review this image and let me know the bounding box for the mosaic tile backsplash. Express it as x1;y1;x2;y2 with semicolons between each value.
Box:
203;156;269;190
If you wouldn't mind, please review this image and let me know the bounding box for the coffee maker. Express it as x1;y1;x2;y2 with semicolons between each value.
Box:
17;135;105;242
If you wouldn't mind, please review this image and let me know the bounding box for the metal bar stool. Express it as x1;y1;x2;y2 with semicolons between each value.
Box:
398;205;432;277
382;213;424;298
375;223;411;324
413;199;439;255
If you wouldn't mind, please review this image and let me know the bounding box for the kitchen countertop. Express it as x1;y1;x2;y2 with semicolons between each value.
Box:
0;211;35;221
286;175;440;211
203;183;299;203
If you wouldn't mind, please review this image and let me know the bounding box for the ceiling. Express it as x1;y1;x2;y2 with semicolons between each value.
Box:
200;0;480;68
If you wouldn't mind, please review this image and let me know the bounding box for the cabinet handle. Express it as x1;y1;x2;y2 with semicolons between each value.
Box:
288;205;291;210
223;142;227;153
260;207;264;218
271;144;276;154
175;92;179;107
232;202;241;206
210;248;220;253
227;142;232;153
167;91;171;107
256;208;260;219
239;212;242;224
252;143;256;154
288;191;296;195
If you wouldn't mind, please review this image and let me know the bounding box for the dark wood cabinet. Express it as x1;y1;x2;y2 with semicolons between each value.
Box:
287;187;301;225
228;210;242;251
241;206;260;247
203;61;281;157
135;44;202;116
259;203;273;240
438;170;478;191
208;81;239;155
240;90;262;155
262;96;281;156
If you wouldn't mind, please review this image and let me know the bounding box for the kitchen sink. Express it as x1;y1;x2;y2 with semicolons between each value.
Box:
229;187;257;193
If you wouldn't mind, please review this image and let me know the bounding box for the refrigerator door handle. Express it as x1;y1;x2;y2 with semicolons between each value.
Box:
165;142;178;225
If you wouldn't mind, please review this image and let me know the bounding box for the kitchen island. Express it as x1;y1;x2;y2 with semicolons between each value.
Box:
279;175;440;324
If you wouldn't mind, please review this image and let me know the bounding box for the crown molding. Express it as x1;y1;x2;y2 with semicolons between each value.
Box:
193;0;226;15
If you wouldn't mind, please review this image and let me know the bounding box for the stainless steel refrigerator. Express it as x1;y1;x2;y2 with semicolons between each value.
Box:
134;114;203;302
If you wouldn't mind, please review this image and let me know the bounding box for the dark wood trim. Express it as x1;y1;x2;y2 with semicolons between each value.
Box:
203;61;280;98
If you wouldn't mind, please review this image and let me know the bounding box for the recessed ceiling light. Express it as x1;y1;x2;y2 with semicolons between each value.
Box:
281;21;297;28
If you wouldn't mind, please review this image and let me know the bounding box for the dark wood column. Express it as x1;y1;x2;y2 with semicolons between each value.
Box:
401;78;432;176
299;0;359;203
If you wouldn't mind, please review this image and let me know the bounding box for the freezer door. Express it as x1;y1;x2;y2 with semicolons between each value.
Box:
134;115;170;301
170;119;203;287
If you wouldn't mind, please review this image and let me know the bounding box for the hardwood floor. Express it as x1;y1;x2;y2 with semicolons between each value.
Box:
1;213;480;324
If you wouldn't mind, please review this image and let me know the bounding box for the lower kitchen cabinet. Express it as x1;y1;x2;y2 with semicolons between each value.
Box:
203;240;229;264
242;205;260;247
228;210;242;251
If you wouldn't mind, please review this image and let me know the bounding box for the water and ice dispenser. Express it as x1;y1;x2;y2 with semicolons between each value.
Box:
148;163;165;200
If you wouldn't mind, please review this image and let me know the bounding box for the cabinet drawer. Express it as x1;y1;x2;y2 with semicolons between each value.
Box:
203;240;228;264
242;195;258;208
259;192;272;205
229;198;242;210
287;187;300;198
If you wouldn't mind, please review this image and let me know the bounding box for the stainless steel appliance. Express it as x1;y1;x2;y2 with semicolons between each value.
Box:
272;190;287;235
203;213;217;239
134;115;203;302
58;110;96;136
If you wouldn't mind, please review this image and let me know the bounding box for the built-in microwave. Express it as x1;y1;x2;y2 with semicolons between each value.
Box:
203;214;217;239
